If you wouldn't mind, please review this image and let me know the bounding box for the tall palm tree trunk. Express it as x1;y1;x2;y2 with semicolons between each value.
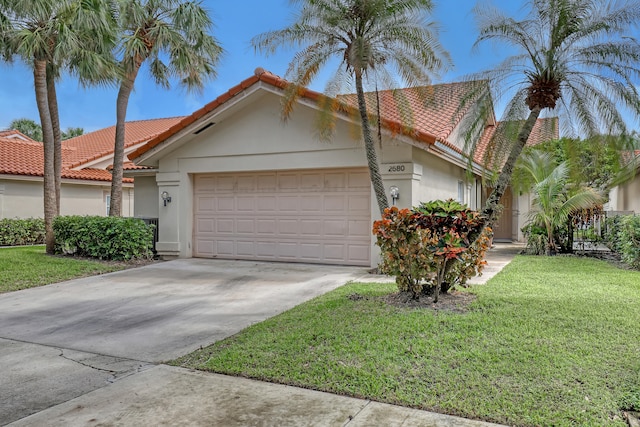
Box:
110;69;139;217
46;64;62;215
355;72;388;216
482;107;542;228
34;60;57;254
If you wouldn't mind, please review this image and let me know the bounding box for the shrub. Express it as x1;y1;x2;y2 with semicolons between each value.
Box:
373;207;435;297
521;223;548;255
0;218;45;246
53;215;154;261
604;215;624;253
373;200;490;302
618;215;640;269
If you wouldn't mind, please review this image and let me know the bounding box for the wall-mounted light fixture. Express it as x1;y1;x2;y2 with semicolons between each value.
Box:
389;186;400;205
161;191;172;206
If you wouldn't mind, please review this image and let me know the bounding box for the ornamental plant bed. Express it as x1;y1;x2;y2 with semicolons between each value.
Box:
348;290;477;313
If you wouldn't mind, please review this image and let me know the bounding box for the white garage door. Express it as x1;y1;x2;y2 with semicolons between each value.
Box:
193;168;371;266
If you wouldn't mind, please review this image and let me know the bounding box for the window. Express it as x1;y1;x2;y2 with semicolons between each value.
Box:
105;194;111;216
457;181;465;204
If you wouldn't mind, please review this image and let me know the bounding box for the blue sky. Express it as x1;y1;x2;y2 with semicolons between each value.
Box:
0;0;523;132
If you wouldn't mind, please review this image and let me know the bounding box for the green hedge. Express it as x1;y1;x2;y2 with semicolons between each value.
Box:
0;218;45;246
605;214;640;269
53;216;154;261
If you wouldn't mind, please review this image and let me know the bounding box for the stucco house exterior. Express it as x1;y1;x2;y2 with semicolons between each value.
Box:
606;153;640;213
0;118;181;220
129;68;555;267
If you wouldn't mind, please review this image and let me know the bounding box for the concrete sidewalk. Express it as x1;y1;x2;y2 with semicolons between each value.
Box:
467;242;523;285
11;365;506;427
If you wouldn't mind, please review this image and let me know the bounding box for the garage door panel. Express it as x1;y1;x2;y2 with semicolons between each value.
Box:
300;243;322;259
301;173;323;189
195;239;215;256
278;174;299;190
325;172;346;189
217;197;235;211
236;197;255;211
324;219;347;236
324;244;346;261
196;196;216;212
196;218;215;233
278;196;299;212
301;219;322;236
216;176;235;192
215;218;234;233
349;195;370;212
257;219;277;235
257;174;277;191
237;175;256;191
236;219;254;234
194;168;371;266
236;241;254;256
324;195;347;212
219;240;237;255
278;219;299;235
349;220;370;237
257;196;277;211
348;171;370;188
348;245;370;262
278;242;299;258
300;196;322;211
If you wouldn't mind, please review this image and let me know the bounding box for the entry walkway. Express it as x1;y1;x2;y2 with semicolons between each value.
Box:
467;242;523;285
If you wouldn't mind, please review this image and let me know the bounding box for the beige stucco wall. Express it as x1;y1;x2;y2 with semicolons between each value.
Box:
145;88;488;266
133;176;160;219
0;176;134;219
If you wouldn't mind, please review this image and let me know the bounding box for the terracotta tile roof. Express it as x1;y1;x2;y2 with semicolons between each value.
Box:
131;69;488;161
0;136;132;183
475;117;559;165
338;81;487;150
64;117;184;168
0;137;44;177
108;162;154;171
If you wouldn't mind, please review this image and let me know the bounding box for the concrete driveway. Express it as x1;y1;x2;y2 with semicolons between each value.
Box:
0;259;368;425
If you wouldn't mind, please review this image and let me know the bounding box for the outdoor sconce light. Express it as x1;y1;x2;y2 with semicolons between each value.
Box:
389;186;400;205
161;191;172;206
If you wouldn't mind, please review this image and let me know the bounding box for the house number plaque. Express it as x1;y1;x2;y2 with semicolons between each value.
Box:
384;163;413;174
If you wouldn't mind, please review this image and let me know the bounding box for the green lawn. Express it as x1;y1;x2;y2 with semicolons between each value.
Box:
0;246;128;293
174;256;640;427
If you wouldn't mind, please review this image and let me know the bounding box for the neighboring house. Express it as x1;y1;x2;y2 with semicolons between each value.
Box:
607;152;640;213
129;68;555;267
475;118;559;241
0;118;182;219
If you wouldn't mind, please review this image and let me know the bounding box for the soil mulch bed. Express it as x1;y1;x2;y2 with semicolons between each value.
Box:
348;290;477;313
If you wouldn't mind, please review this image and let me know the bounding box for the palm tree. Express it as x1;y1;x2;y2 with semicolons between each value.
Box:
516;150;603;254
8;118;43;141
252;0;450;215
468;0;640;232
0;0;116;253
109;0;223;217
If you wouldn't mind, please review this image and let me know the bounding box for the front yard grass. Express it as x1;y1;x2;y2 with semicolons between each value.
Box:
174;256;640;427
0;246;128;293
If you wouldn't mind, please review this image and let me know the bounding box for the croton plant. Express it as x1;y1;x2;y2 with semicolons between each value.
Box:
373;199;492;302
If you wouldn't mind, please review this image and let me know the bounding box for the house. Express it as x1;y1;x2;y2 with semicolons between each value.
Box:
129;68;554;267
606;151;640;214
475;117;559;241
0;118;182;219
